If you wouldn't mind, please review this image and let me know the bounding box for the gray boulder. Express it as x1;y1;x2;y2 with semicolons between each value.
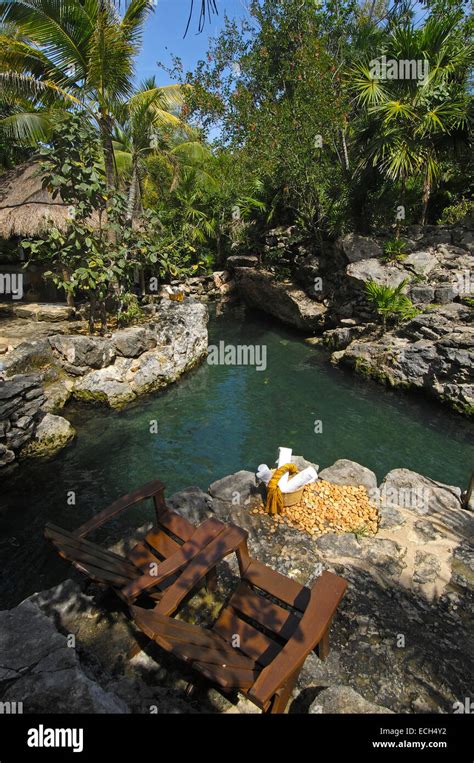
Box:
209;470;259;505
310;686;394;714
50;335;115;374
338;234;382;263
319;459;377;493
73;365;136;408
21;412;76;458
409;285;435;304
0;599;129;713
347;258;410;289
234;268;327;332
404;250;438;276
167;487;214;525
226;255;259;269
112;327;156;358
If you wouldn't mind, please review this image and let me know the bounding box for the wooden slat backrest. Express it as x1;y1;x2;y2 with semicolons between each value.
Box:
122;518;226;601
248;571;347;709
73;480;165;539
45;523;137;568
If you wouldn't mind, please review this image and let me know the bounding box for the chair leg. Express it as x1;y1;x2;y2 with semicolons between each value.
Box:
265;669;300;714
316;625;330;660
128;639;143;660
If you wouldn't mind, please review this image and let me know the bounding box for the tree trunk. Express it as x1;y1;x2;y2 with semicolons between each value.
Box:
62;268;75;307
420;171;431;226
99;112;116;193
88;294;96;335
126;165;140;221
139;268;146;296
100;300;107;335
340;128;349;172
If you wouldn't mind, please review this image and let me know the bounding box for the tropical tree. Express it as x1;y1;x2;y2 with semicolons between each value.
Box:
0;0;154;191
349;13;473;224
112;77;206;222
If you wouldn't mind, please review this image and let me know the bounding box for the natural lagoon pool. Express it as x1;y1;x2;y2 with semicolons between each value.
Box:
0;303;472;606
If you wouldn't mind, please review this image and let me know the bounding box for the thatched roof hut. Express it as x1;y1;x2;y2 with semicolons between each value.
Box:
0;161;95;239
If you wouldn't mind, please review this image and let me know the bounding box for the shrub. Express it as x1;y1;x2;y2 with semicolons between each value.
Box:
382;238;408;263
365;279;419;328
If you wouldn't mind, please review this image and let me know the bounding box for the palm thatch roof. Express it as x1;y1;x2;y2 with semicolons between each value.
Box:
0;162;98;239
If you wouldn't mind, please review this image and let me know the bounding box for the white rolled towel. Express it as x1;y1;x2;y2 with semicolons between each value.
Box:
284;466;318;493
277;446;292;468
256;464;273;485
256;464;292;492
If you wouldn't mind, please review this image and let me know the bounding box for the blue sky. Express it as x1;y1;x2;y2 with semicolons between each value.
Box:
135;1;429;86
135;0;251;85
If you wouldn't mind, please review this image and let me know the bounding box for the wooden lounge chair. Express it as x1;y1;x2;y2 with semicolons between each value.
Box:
131;533;348;713
44;480;225;605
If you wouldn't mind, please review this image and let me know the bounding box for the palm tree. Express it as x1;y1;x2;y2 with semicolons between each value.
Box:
0;0;154;191
112;77;205;221
350;14;473;224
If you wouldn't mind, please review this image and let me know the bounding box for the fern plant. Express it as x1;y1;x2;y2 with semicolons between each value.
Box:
365;279;418;328
382;238;408;263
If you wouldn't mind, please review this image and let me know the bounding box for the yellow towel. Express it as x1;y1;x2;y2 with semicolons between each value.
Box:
265;463;299;515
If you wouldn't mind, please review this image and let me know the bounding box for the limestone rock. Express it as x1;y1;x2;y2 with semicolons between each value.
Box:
42;378;74;413
319;459;377;493
0;599;129;713
167;487;214;525
310;686;394;714
346;258;410;289
112;327;156;358
234;268;327;332
21;412;75;458
226;255;259;269
209;470;259;506
338;234;382;263
49;335;115;374
73;366;136;408
12;303;75;322
403;250;438;276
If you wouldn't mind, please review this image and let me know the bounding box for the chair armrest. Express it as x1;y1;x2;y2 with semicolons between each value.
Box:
157;524;248;616
73;480;165;539
247;571;347;709
121;517;226;601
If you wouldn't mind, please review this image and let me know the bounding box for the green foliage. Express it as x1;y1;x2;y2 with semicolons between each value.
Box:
365;278;418;325
21;113;159;333
185;0;354;240
348;10;473;225
438;199;474;225
382;238;408;262
117;292;142;327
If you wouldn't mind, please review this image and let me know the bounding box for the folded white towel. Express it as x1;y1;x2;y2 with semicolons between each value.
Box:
277;446;292;468
256;464;273;485
284;466;318;493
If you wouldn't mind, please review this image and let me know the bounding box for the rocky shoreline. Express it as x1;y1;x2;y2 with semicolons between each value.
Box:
1;458;472;714
228;224;473;416
0;299;208;472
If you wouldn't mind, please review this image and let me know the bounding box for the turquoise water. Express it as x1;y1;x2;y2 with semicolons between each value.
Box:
0;304;472;606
